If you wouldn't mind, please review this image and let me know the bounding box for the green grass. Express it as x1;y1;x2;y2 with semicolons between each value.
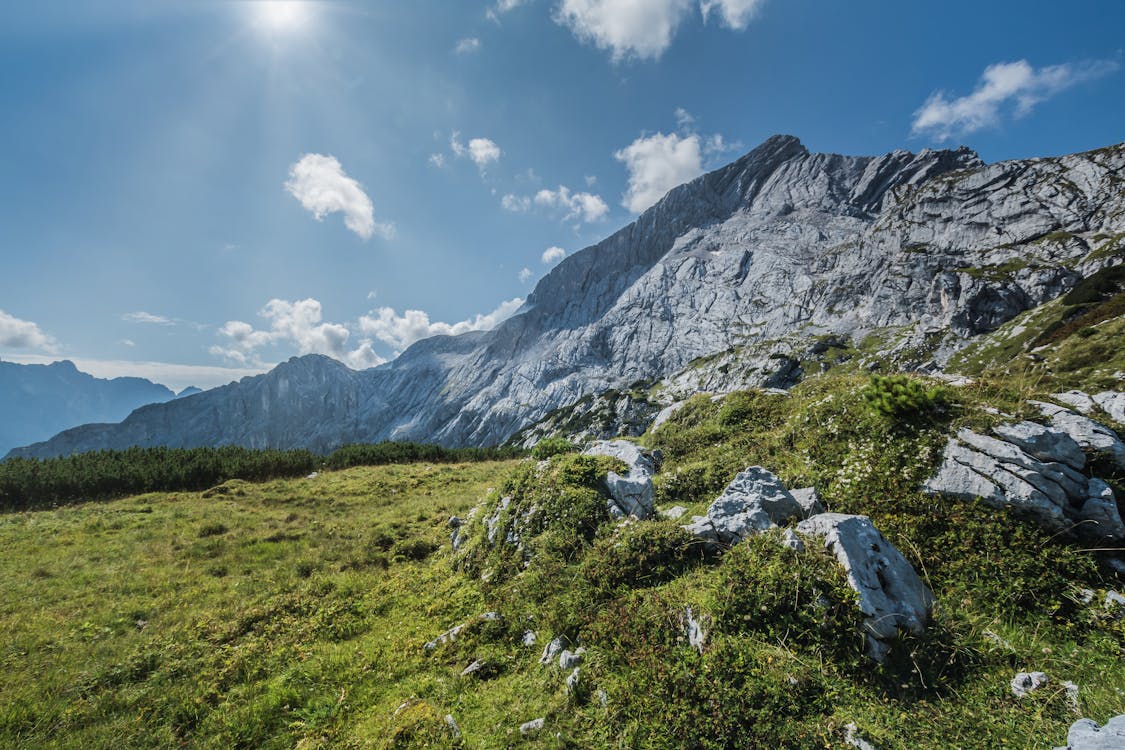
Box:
2;336;1125;746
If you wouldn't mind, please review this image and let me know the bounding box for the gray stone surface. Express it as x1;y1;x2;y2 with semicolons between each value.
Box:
923;423;1124;542
796;513;935;662
519;718;545;736
558;648;586;669
1059;715;1125;749
790;487;826;518
583;440;656;519
1011;671;1049;698
1033;401;1125;471
1054;391;1098;414
13;139;1125;459
683;466;804;545
1093;392;1125;424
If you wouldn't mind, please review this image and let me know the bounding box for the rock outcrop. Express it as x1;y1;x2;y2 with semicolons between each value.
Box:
1055;715;1125;750
797;513;935;662
583;440;657;519
923;422;1125;542
683;467;805;546
11;138;1125;458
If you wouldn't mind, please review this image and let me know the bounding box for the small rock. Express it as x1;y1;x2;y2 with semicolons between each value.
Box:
681;606;708;654
306;472;318;479
596;689;609;708
424;624;465;651
448;516;464;551
1077;589;1096;605
1011;671;1049;698
460;659;488;677
520;717;545;736
583;440;657;519
780;528;805;551
444;714;461;738
790;487;826;518
844;722;878;750
659;505;689;520
565;667;581;694
1063;681;1080;713
1106;591;1125;611
522;630;537;646
558;648;586;669
539;637;564;665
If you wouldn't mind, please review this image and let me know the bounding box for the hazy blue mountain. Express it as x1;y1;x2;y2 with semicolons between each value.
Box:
0;360;177;456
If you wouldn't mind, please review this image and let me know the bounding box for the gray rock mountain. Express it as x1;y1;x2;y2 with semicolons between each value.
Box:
9;136;1125;459
0;359;177;457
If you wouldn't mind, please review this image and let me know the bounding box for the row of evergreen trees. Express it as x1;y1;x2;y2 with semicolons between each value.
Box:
0;442;523;511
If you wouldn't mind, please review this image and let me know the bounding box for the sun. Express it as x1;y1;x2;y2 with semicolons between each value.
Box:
255;1;311;33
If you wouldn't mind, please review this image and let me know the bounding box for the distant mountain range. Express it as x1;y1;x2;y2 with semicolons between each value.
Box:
7;135;1124;459
0;360;197;457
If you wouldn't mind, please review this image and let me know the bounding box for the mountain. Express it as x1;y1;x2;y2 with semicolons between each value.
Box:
9;135;1125;459
0;360;178;456
176;386;203;398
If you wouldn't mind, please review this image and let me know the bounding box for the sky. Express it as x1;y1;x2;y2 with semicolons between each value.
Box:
0;0;1122;391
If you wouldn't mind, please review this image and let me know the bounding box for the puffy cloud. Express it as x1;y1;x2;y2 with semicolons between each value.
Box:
501;193;531;212
912;59;1119;141
0;309;57;352
210;298;386;370
284;153;394;240
541;246;566;264
455;37;481;54
358;297;524;353
428;153;446;168
122;311;173;325
451;132;502;169
700;0;765;29
488;0;529;21
534;185;609;223
555;0;693;61
615;131;704;213
518;267;534;283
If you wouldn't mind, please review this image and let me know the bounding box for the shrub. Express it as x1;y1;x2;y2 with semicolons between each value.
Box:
530;436;578;460
861;374;946;420
581;521;706;597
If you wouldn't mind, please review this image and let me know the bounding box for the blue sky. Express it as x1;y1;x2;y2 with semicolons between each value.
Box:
1;0;1122;390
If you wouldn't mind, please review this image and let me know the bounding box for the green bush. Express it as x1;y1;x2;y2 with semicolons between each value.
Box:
861;374;947;420
581;521;707;597
530;436;578;460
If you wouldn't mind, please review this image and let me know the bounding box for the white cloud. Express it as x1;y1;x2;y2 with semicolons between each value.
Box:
210;298;386;370
700;0;765;29
0;309;57;352
912;59;1119;141
451;132;502;169
358;297;524;353
615;131;704;213
501;193;531;212
555;0;693;61
455;37;481;54
534;185;609;223
518;267;534;283
488;0;529;21
122;311;174;325
284;153;394;240
541;246;566;264
120;339;136;348
428;153;446;168
584;174;597;186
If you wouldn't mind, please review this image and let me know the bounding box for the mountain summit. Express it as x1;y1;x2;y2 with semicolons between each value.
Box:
9;136;1125;459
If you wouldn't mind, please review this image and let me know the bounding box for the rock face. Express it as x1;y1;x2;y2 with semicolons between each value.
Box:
796;513;935;661
923;423;1125;542
1033;401;1125;471
683;467;804;545
11;138;1125;457
583;440;657;519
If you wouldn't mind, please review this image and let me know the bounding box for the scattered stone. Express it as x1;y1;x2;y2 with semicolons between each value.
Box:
844;722;878;750
1093;391;1125;424
1075;481;1125;542
659;505;689;520
780;528;805;551
683;467;804;546
1011;671;1049;698
1058;715;1125;749
539;637;564;665
522;630;537;646
565;667;581;694
485;495;512;545
424;624;465;651
460;659;488;678
448;516;464;551
1063;681;1081;713
480;611;501;621
520;718;545;736
596;689;609;708
790;487;826;518
681;606;708;654
1053;391;1098;414
1075;589;1094;605
796;513;934;662
444;714;461;739
583;440;657;519
558;648;586;669
306;471;318;479
932;373;974;387
1106;591;1125;611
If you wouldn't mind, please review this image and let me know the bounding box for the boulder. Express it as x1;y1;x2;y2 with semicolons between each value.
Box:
520;718;545;736
539;637;564;665
1092;391;1125;424
683;467;804;546
796;513;934;662
991;421;1086;471
558;648;585;669
583;440;656;519
1053;391;1097;414
1032;402;1125;471
1074;480;1125;542
1057;715;1125;750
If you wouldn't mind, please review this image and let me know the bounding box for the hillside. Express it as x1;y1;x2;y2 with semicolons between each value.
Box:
11;136;1125;459
2;346;1122;747
0;359;180;457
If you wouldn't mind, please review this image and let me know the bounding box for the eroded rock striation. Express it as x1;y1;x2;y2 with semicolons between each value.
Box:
11;137;1125;458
